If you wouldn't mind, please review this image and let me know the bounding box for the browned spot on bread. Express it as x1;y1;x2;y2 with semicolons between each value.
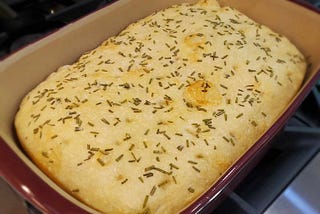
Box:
184;34;206;48
196;154;204;159
126;118;133;123
216;159;232;172
183;34;207;61
116;174;124;181
183;80;221;106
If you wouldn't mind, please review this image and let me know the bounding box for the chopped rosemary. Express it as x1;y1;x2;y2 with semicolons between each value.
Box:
115;154;124;162
142;195;149;208
97;158;105;166
121;178;128;184
150;186;157;196
192;166;201;173
188;187;195;193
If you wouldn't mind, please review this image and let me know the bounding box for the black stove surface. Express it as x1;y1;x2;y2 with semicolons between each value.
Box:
0;0;319;214
0;0;115;57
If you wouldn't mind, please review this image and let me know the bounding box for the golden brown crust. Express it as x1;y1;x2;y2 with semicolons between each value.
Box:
15;0;306;213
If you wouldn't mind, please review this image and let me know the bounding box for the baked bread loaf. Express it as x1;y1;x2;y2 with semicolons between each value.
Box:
15;0;306;213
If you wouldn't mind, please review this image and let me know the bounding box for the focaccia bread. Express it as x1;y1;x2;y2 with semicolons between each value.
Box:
15;0;306;213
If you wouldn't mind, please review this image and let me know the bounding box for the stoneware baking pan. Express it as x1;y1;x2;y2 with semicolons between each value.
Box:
0;0;320;213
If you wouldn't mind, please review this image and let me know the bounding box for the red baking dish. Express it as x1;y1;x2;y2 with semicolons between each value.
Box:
0;0;320;213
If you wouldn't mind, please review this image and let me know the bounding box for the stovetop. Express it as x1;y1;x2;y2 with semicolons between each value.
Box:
215;86;320;214
0;0;320;214
0;0;115;58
